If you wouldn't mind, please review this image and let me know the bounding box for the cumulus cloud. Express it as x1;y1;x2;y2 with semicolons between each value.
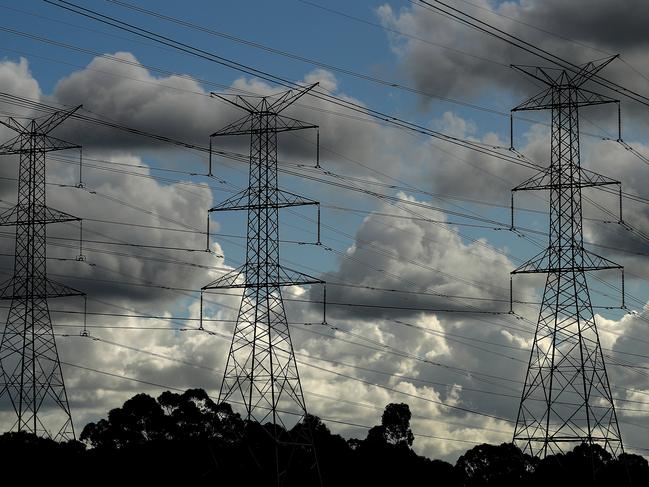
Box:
0;57;41;113
51;52;236;150
49;52;418;184
317;192;532;318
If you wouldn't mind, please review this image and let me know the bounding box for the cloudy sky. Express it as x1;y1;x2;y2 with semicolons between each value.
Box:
1;0;649;461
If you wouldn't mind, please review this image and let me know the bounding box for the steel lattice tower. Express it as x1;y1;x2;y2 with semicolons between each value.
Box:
510;57;625;457
0;107;85;440
201;84;324;485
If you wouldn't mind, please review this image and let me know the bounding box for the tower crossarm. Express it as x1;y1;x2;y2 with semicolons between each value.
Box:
0;116;28;134
0;134;80;155
0;134;22;154
0;276;85;300
210;83;318;136
203;264;322;291
34;104;82;134
569;55;619;87
209;188;318;212
513;87;617;112
573;88;618;107
272;115;317;134
512;166;620;192
0;105;81;142
0;204;80;226
512;247;622;274
268;83;318;113
512;57;619;113
512;56;617;90
210;113;318;137
210;113;255;137
277;265;324;286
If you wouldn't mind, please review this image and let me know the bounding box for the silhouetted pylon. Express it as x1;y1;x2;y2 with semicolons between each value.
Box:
201;84;325;486
0;107;85;440
510;57;624;457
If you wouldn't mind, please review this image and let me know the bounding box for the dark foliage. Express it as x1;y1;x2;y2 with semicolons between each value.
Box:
0;389;647;487
455;442;537;485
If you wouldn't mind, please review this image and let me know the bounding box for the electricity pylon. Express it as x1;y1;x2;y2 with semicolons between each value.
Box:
201;84;324;485
0;107;85;440
510;57;624;457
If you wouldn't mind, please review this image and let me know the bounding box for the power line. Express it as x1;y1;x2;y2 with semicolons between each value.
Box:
3;89;649;261
62;326;649;416
6;9;649;220
0;172;636;370
55;354;513;446
0;203;639;361
40;0;547;171
23;260;647;407
71;331;515;423
100;0;571;131
47;138;649;265
414;0;649;108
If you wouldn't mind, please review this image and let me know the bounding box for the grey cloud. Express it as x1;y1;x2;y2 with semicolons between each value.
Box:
378;0;649;116
51;52;232;149
567;137;649;273
511;0;649;50
50;53;414;183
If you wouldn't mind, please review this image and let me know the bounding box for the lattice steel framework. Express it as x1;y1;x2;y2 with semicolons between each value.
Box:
201;84;324;485
510;57;625;457
0;107;85;440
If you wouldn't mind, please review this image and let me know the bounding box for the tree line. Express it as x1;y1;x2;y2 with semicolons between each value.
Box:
1;388;646;486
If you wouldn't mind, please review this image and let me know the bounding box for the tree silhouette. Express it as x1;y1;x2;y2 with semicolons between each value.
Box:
533;443;649;487
80;389;244;449
0;390;646;486
455;442;537;486
363;402;415;448
351;402;458;486
382;402;415;447
81;392;167;448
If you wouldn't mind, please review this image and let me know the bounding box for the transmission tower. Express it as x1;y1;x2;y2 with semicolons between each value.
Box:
509;57;625;457
0;107;85;440
201;84;324;485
